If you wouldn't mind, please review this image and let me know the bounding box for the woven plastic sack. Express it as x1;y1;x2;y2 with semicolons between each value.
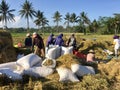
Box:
23;66;54;78
0;68;22;80
16;53;42;70
0;62;17;70
61;46;73;55
46;46;61;59
71;64;95;77
56;67;79;82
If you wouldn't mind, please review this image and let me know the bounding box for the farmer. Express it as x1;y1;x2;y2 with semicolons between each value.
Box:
24;33;32;49
32;32;45;59
46;33;55;47
86;49;95;62
66;33;76;49
113;35;120;58
55;33;64;46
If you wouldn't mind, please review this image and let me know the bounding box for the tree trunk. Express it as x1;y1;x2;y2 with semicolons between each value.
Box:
27;17;29;32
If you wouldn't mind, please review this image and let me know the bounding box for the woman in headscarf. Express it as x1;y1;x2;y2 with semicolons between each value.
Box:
55;33;64;46
46;33;55;47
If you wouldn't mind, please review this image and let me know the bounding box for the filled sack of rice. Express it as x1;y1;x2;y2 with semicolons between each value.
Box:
61;46;73;55
46;46;61;59
16;53;42;70
71;64;95;77
42;59;56;68
0;62;17;70
0;68;22;80
23;66;54;78
56;66;79;82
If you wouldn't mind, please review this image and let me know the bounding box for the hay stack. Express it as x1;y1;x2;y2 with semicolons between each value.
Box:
98;59;120;81
56;54;80;69
0;30;16;63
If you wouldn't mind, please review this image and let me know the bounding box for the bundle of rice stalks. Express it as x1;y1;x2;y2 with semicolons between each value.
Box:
56;54;80;69
0;31;16;63
98;60;120;81
78;39;113;60
81;74;109;90
42;59;53;66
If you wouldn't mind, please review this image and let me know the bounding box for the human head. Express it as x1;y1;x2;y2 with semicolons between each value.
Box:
113;35;119;39
26;33;31;37
33;32;37;38
50;33;54;37
71;33;74;37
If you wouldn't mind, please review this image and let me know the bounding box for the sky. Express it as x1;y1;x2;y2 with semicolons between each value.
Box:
0;0;120;28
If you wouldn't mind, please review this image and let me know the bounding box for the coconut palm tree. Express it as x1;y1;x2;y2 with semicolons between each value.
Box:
64;12;71;28
70;13;78;26
53;11;62;32
79;12;91;35
0;0;15;29
92;19;99;33
34;10;49;33
19;0;35;31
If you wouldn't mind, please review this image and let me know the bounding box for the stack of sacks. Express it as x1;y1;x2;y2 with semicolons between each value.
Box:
17;53;55;78
46;45;61;59
0;53;43;80
56;54;95;82
61;46;73;55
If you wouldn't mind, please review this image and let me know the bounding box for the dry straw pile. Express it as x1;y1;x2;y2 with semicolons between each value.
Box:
0;30;16;63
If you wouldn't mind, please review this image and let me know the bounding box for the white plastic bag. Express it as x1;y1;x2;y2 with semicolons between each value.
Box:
0;68;22;80
16;53;42;70
23;66;54;78
46;46;61;59
61;46;73;55
71;64;95;77
0;62;17;70
56;67;79;82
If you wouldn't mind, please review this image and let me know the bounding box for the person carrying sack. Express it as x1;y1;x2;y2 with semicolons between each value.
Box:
32;32;45;59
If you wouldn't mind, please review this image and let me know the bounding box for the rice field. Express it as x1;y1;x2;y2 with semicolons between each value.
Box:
1;32;120;90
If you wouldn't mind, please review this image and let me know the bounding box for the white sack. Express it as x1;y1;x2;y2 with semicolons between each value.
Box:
71;64;95;77
0;68;22;80
0;62;17;70
61;46;73;55
23;66;54;78
42;59;56;68
16;53;42;70
17;54;24;59
56;67;79;82
46;46;61;59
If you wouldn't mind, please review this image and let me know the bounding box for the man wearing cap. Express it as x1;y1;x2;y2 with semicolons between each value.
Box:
32;32;45;59
24;33;32;49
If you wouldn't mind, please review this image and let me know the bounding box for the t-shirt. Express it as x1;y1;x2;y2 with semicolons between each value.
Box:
86;53;95;62
113;39;120;49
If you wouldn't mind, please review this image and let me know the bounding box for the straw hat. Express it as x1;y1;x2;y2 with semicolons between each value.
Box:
88;49;95;53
